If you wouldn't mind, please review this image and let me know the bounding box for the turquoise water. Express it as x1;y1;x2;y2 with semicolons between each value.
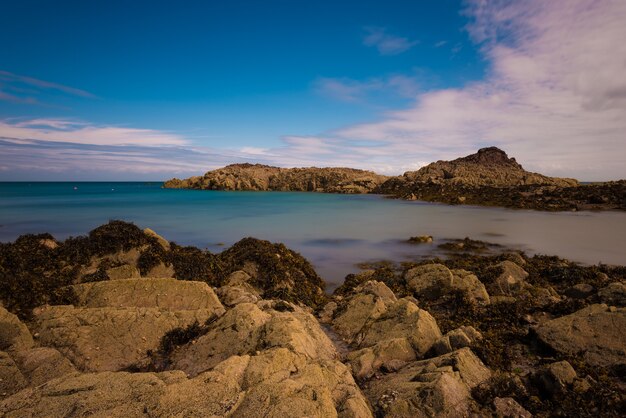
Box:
2;182;626;288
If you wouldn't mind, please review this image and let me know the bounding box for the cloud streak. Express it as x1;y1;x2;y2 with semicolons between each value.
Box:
313;74;420;103
0;70;95;105
363;27;418;55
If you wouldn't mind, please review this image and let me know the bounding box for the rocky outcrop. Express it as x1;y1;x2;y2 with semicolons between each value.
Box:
390;147;578;188
171;300;337;376
0;306;34;352
404;264;490;304
164;163;389;194
0;349;372;418
364;348;491;417
534;304;626;370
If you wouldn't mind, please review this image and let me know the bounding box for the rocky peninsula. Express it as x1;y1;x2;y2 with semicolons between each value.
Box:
164;164;389;194
164;147;626;211
1;221;625;416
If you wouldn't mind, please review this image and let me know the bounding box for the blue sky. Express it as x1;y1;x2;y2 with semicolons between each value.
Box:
1;0;625;180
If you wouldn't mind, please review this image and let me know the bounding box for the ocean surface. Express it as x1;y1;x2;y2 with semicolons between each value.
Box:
2;182;626;289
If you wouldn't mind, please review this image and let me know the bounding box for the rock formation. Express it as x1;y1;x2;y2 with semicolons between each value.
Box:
164;163;389;193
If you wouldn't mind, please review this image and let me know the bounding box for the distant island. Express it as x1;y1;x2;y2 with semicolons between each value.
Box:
165;147;626;211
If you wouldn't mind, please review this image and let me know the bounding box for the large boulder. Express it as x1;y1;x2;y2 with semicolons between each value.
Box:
597;281;626;306
1;348;373;418
405;264;490;304
0;307;34;352
534;304;626;370
33;305;219;372
364;348;491;417
488;261;529;297
71;278;225;311
171;300;338;377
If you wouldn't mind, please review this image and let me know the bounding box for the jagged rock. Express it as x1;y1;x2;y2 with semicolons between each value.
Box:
431;326;483;356
534;304;626;370
171;301;337;377
597;281;626;306
164;163;389;194
332;281;396;343
0;307;34;352
405;264;490;304
493;397;532;418
143;228;170;251
358;298;441;355
105;264;141;280
365;348;491;417
1;348;373;418
71;278;225;311
536;360;577;397
33;305;219;372
0;352;27;400
347;337;416;380
489;261;529;296
12;347;77;386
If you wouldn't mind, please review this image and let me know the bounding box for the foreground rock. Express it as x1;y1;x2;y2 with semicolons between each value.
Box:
534;304;626;370
364;348;491;417
164;163;389;194
404;264;490;304
171;300;338;376
32;277;226;372
1;348;372;418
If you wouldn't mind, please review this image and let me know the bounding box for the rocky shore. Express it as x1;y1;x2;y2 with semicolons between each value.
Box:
164;163;388;194
164;148;626;211
1;221;625;416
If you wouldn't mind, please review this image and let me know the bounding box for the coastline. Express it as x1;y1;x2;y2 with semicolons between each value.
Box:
1;220;624;416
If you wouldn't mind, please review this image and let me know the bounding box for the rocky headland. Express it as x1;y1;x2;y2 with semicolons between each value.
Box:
1;221;625;416
164;148;626;211
164;163;389;194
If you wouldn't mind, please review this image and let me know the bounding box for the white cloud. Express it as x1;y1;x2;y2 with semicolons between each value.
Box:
363;27;419;56
0;118;188;146
0;70;95;104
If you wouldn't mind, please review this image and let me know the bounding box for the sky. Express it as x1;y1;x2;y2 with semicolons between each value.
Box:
0;0;625;181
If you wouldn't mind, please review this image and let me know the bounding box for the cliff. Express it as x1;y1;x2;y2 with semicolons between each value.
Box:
164;163;389;194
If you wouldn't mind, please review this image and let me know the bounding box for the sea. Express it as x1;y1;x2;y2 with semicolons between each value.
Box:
1;182;625;289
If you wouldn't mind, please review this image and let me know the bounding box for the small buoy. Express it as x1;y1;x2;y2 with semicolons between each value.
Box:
73;186;78;190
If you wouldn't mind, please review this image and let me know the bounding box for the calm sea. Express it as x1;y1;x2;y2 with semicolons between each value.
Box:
1;182;625;288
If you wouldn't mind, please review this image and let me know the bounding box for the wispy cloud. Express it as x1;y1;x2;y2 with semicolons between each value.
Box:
313;74;420;103
363;27;419;56
0;119;187;146
0;70;95;105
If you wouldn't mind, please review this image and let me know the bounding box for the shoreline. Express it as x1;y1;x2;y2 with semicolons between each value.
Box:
1;220;624;416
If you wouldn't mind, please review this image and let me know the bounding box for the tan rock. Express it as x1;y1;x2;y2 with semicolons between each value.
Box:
105;264;140;280
12;347;77;386
431;326;483;356
493;397;532;418
145;262;176;278
598;281;626;306
0;307;33;352
490;261;529;296
405;264;490;304
71;278;225;311
1;349;373;418
366;348;491;417
347;337;416;380
217;284;260;307
33;305;218;372
534;304;626;369
171;301;338;377
143;227;171;251
0;352;27;400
